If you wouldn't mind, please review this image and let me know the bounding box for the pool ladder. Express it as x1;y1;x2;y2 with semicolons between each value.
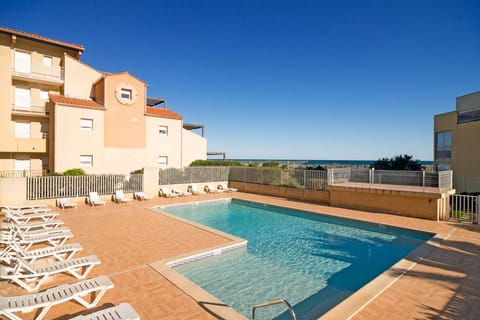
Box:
252;299;297;320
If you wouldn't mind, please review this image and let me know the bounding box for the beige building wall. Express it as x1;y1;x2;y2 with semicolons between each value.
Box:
64;55;102;99
145;117;183;168
0;34;13;154
53;105;105;174
102;73;147;149
434;92;480;193
182;129;207;166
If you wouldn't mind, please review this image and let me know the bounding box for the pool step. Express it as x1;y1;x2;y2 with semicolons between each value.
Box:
252;299;297;320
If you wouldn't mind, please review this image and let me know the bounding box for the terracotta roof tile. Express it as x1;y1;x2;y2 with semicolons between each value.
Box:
145;107;183;120
0;26;84;52
49;94;104;110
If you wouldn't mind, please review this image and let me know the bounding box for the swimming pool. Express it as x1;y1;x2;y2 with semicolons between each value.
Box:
160;199;431;319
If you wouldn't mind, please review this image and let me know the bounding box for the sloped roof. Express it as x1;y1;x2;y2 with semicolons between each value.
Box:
0;26;85;52
145;107;182;120
49;94;104;110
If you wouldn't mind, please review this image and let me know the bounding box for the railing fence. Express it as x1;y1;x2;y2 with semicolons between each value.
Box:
448;194;479;223
0;170;44;178
159;167;328;190
26;174;143;200
328;168;452;190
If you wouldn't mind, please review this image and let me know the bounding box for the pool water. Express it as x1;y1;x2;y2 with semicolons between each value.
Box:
161;200;431;319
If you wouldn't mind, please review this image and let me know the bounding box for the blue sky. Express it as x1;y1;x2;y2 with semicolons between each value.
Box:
2;0;479;160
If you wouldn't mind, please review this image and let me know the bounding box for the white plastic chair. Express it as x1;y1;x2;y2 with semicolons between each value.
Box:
0;276;114;320
1;254;101;292
70;303;140;320
0;242;83;264
113;190;132;203
133;191;153;200
56;198;78;209
218;183;238;192
86;192;106;206
159;187;178;198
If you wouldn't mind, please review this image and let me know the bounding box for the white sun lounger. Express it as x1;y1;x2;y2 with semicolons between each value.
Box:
5;210;59;224
113;190;132;203
1;229;74;249
56;197;78;209
159;187;178;198
218;183;238;192
1;219;64;232
1;255;101;292
172;188;192;197
86;192;106;206
5;226;72;241
0;242;83;264
1;203;49;212
204;184;223;193
133;191;153;200
0;275;114;320
188;184;206;195
70;303;140;320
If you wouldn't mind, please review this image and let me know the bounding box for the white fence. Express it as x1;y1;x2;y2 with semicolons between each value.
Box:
26;174;143;200
159;167;328;190
328;168;453;190
448;194;479;223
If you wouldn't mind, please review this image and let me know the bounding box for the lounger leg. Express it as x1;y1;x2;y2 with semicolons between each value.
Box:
0;310;24;320
74;286;109;308
68;263;96;279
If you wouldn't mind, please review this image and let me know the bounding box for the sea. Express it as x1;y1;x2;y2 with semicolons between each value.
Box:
228;159;434;167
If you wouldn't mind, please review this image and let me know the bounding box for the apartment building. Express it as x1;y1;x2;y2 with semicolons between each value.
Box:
0;26;206;175
434;90;480;193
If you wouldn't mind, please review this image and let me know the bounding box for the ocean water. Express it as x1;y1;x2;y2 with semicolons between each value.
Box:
229;159;434;166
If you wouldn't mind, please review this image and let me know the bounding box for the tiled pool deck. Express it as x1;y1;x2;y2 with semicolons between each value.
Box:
1;192;479;319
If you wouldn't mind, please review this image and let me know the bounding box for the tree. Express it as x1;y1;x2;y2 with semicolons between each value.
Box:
371;154;423;171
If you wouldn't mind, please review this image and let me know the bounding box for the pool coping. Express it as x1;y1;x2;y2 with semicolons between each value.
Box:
148;197;451;320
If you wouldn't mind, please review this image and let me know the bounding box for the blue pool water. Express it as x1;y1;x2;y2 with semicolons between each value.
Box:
160;200;431;319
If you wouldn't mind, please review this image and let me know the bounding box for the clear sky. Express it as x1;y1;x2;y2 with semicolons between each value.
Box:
2;0;479;161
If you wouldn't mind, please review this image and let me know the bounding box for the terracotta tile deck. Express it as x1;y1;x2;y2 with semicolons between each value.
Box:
1;192;479;320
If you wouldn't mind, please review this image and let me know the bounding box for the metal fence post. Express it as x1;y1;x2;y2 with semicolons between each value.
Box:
422;170;425;192
477;195;480;224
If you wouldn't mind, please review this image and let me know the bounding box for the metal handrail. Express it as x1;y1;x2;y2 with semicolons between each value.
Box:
252;299;296;320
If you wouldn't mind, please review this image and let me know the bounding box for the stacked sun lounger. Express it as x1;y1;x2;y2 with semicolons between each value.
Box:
0;203;140;320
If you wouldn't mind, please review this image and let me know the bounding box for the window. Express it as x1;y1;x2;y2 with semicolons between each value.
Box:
158;125;168;136
15;121;30;138
43;56;52;67
15;51;31;73
80;155;93;167
120;88;132;100
40;89;49;100
15;87;31;110
80;118;93;131
158;156;168;167
15;159;30;171
436;131;451;160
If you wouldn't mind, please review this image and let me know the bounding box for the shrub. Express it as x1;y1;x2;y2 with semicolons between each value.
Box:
189;160;243;167
371;154;423;171
63;168;86;176
130;168;144;174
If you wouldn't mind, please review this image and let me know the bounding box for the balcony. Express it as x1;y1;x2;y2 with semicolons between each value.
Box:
14;134;48;153
12;98;49;116
12;65;64;86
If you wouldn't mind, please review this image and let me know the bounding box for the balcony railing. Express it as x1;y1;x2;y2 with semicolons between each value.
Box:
12;65;64;84
12;98;49;115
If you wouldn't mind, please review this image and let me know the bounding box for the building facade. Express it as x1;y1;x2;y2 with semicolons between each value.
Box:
434;90;480;193
0;26;206;175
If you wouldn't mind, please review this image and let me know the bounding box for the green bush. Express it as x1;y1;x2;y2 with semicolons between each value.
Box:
189;160;243;167
261;161;280;168
63;168;86;176
130;168;144;174
371;154;423;171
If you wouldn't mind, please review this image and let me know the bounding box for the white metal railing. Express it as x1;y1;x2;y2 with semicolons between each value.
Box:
327;168;453;191
26;174;143;200
159;167;328;190
12;65;64;83
448;194;479;223
12;97;49;114
0;170;44;178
